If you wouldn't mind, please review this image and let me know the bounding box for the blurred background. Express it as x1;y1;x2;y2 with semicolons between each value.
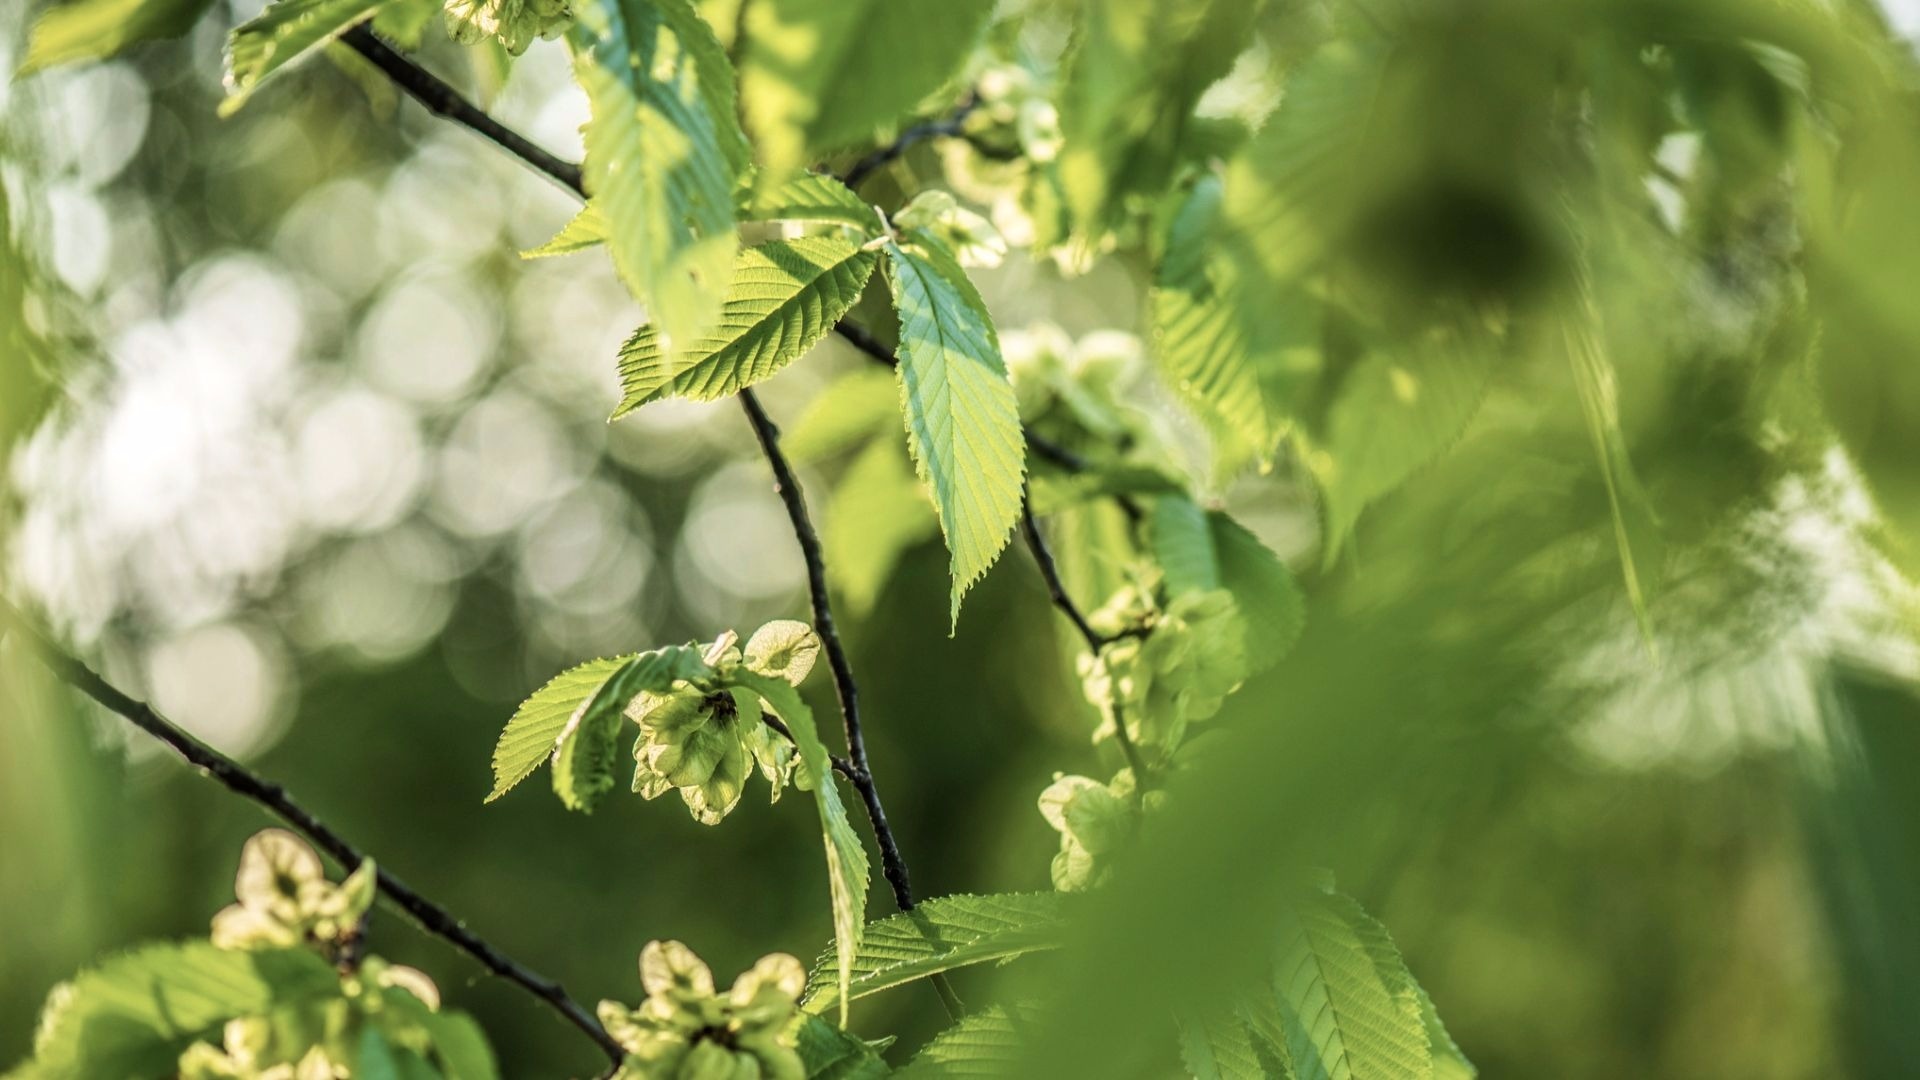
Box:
3;0;1920;1077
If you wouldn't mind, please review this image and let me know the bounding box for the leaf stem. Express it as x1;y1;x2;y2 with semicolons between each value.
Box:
0;599;626;1065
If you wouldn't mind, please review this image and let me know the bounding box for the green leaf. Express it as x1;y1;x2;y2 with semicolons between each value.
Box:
825;436;939;619
571;0;743;355
552;645;712;812
1179;1010;1269;1080
1209;512;1304;674
1150;495;1221;595
744;171;880;231
521;203;609;259
1057;0;1264;230
883;234;1027;629
1272;890;1435;1080
488;656;629;802
897;1003;1045;1078
785;368;903;465
19;943;337;1078
796;1016;893;1080
1313;331;1492;561
1150;501;1305;673
737;0;996;182
1414;983;1475;1080
220;0;383;115
419;1009;502;1080
801;893;1068;1015
611;235;880;417
1153;176;1315;472
19;0;213;73
730;669;869;1025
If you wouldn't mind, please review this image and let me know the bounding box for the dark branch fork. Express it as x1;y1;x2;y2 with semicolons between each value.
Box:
0;599;627;1064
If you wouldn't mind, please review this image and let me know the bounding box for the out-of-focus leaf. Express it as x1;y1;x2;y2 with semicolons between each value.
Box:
570;0;743;355
1058;0;1264;231
1179;1009;1267;1080
800;893;1068;1014
1313;332;1492;561
612;236;879;416
17;943;337;1078
825;436;939;619
785;367;902;465
883;233;1027;629
220;0;384;115
1152;499;1305;672
738;0;996;182
19;0;213;72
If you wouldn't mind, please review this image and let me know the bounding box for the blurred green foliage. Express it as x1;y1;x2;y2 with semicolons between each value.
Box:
4;0;1920;1076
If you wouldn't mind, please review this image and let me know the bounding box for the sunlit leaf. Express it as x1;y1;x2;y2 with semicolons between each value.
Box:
800;893;1068;1014
221;0;383;115
488;656;629;802
611;235;880;416
897;1002;1046;1078
731;669;869;1024
1057;0;1263;230
520;203;609;259
883;233;1027;629
1270;889;1434;1080
738;0;996;182
19;0;212;73
570;0;743;355
825;436;939;619
551;645;712;813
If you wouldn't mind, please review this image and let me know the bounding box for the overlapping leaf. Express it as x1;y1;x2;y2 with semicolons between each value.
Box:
612;235;879;416
732;670;869;1025
570;0;743;355
221;0;383;115
488;656;631;802
738;0;997;182
20;0;213;73
1151;499;1306;672
800;893;1068;1014
1271;890;1435;1080
1058;0;1263;230
883;234;1026;629
897;1003;1046;1078
550;645;711;813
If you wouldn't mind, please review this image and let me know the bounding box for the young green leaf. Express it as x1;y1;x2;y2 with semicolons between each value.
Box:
521;203;610;259
825;436;939;619
737;0;997;183
18;943;337;1077
731;669;869;1024
897;1002;1046;1078
1415;981;1476;1080
1057;0;1263;230
220;0;383;115
1272;889;1435;1080
796;1016;893;1080
1209;512;1304;674
612;235;880;417
744;171;880;231
1153;176;1313;472
800;893;1068;1015
785;367;904;465
1151;495;1222;595
551;645;712;813
488;655;631;802
883;234;1027;629
570;0;744;355
19;0;213;74
1179;1010;1268;1080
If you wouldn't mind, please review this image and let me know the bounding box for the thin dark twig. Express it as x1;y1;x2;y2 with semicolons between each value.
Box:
840;93;981;189
340;26;586;198
1017;504;1153;785
0;600;625;1065
737;391;963;1019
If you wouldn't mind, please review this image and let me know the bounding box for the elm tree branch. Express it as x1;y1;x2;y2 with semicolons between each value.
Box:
0;599;626;1065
